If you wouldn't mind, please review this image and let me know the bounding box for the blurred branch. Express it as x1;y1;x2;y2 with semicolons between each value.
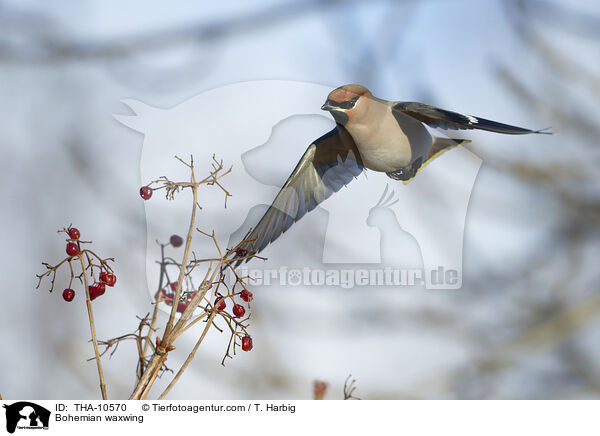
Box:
510;0;600;39
503;0;600;101
482;293;600;372
0;0;376;63
494;65;600;140
410;291;600;398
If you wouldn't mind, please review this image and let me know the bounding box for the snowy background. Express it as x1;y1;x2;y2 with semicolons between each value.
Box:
1;0;600;399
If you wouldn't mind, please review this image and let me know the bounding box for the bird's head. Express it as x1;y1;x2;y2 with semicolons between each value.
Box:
321;84;372;125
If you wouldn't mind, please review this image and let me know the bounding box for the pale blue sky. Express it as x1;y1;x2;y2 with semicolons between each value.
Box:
1;0;599;400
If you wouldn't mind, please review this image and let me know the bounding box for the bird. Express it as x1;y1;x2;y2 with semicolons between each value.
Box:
233;84;550;264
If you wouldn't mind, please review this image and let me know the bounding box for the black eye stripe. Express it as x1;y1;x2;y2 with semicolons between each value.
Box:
326;95;359;110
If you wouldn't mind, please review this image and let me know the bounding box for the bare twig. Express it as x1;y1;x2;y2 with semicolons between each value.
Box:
78;254;108;400
129;154;239;400
158;308;219;399
344;375;360;400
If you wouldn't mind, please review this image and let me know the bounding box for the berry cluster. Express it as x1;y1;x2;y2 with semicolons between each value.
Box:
212;287;254;352
36;224;117;400
66;227;81;256
155;285;197;314
150;231;255;354
36;225;116;304
88;272;117;301
138;159;256;366
35;156;256;401
212;288;253;318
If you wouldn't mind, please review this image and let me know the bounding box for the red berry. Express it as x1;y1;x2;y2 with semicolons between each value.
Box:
106;274;116;287
176;300;188;313
66;242;79;257
169;282;178;292
68;227;80;240
89;285;99;300
233;304;246;318
241;335;253;352
214;296;226;311
170;234;183;247
62;288;75;302
236;247;249;257
89;283;105;301
140;186;153;200
240;289;253;302
99;272;116;287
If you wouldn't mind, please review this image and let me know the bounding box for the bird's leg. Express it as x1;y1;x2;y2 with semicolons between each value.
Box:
386;168;406;181
386;157;423;181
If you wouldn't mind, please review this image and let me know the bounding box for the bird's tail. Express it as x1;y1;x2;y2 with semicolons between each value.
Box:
401;137;471;185
429;137;470;158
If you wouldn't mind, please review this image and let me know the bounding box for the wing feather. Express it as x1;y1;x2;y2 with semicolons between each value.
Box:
393;102;551;135
234;124;364;265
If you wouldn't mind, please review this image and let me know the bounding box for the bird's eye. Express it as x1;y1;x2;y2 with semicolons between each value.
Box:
338;96;359;110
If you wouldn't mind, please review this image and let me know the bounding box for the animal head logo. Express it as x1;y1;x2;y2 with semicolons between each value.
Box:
115;80;482;294
3;402;50;433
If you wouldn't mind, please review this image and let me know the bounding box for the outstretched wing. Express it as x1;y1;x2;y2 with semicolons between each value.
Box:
393;102;551;135
234;124;364;265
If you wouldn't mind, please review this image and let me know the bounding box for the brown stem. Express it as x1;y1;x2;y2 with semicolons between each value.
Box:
158;309;218;399
129;156;233;400
163;181;198;339
130;278;214;399
141;299;161;369
135;336;144;382
173;312;209;338
130;351;162;399
139;353;168;400
142;243;167;360
130;176;199;400
79;254;107;400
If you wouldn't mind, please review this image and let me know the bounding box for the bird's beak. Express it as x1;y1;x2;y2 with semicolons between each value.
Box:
321;100;338;111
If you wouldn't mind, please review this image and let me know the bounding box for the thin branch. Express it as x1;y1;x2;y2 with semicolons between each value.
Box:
158;309;219;399
79;254;107;400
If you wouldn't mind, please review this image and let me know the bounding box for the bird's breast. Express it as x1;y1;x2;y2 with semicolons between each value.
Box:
346;112;432;173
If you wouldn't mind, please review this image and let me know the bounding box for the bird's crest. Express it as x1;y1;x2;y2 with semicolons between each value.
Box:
328;84;370;103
